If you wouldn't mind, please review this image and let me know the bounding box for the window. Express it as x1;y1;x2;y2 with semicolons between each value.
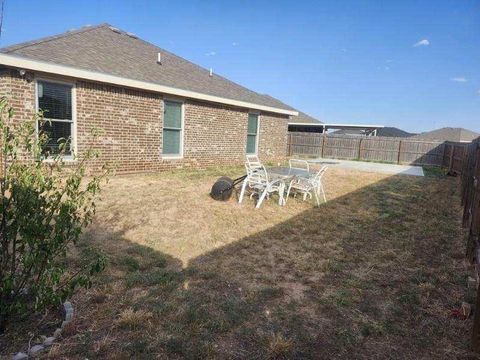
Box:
162;100;183;157
246;113;259;154
36;80;74;156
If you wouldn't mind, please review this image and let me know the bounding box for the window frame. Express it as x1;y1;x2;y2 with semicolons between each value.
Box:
35;77;77;161
246;112;260;155
162;98;185;159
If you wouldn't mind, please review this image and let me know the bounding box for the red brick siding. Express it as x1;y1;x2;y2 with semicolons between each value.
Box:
0;69;37;163
0;69;289;173
258;113;289;163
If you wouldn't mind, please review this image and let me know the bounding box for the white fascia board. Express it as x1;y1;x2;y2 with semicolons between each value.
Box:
0;53;298;116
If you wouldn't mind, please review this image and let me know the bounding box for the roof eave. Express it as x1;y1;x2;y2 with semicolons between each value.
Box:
0;53;298;116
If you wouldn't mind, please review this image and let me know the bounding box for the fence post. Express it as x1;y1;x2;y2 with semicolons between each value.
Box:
397;140;403;164
321;134;326;158
442;143;448;168
358;138;363;160
449;144;455;173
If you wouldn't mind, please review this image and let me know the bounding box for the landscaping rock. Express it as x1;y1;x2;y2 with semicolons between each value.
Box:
29;344;44;356
65;310;74;322
43;336;56;347
468;276;477;289
53;327;62;338
63;301;73;311
462;302;472;319
12;352;28;360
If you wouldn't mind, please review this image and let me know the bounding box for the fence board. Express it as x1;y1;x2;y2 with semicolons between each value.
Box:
361;137;401;163
287;133;466;168
323;135;361;160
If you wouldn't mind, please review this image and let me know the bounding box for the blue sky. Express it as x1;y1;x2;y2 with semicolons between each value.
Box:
2;0;479;133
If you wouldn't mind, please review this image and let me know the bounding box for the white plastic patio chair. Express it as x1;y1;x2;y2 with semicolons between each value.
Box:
286;166;328;206
239;158;283;208
239;155;263;202
239;155;264;204
289;159;310;172
246;154;262;170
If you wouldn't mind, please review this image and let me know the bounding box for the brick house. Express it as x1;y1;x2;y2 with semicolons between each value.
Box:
0;24;297;173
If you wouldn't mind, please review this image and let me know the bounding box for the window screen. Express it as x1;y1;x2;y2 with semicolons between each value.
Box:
246;113;259;154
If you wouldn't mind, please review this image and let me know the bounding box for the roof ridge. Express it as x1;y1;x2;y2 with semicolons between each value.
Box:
1;23;275;106
0;23;110;53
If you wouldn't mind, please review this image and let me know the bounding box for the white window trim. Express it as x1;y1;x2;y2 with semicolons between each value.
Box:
35;77;77;162
162;98;184;159
246;112;260;155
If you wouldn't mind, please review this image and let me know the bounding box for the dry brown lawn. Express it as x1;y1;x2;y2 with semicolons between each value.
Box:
2;165;475;359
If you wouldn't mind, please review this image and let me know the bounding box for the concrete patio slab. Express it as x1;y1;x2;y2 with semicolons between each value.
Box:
308;158;424;177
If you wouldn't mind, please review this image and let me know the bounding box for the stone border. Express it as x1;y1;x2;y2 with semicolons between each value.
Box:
12;301;74;359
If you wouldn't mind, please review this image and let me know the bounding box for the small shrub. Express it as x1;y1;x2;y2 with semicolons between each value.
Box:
0;97;109;333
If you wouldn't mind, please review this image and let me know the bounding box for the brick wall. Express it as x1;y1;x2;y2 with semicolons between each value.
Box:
258;113;289;163
0;69;289;173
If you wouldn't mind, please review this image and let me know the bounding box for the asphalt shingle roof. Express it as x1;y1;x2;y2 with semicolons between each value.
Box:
259;94;321;123
0;24;295;112
412;127;479;142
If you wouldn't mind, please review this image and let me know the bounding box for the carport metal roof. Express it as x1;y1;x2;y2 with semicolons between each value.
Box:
288;122;384;135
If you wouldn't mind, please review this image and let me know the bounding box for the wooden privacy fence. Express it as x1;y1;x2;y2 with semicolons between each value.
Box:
288;133;468;171
462;138;480;351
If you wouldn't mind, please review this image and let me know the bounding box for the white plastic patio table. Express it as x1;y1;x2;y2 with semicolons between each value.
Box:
266;167;312;206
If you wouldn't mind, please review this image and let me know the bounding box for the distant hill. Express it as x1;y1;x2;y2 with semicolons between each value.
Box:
413;127;479;143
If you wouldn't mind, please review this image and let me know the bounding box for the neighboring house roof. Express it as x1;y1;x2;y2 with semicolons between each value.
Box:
412;127;479;142
376;127;415;137
0;24;297;116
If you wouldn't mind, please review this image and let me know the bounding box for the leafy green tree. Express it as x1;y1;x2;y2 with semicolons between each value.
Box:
0;97;109;333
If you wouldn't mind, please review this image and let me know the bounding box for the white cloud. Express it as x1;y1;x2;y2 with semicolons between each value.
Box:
232;42;239;46
385;59;393;63
205;51;217;56
451;77;468;82
413;39;430;47
477;89;480;95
